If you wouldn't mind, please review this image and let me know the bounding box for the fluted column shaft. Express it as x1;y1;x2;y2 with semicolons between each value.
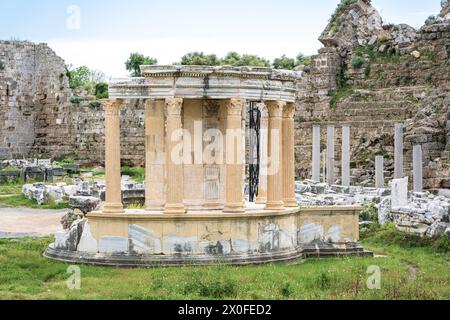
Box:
282;103;297;207
224;98;245;213
164;98;186;214
265;101;285;211
102;99;124;213
145;99;165;211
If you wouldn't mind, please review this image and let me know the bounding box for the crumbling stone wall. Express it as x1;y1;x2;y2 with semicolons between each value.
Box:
0;41;73;159
0;41;147;166
296;0;450;190
72;100;145;166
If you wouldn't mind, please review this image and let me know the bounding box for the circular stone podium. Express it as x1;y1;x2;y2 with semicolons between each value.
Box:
45;66;364;267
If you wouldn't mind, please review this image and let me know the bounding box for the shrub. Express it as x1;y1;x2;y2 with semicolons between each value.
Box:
95;82;109;99
425;15;437;25
351;55;365;69
89;101;101;109
121;166;145;182
432;235;450;253
184;273;238;299
360;202;378;222
315;272;332;290
70;96;84;105
280;282;294;297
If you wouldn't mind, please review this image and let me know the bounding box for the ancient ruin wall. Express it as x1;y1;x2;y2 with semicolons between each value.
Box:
0;41;73;159
295;0;450;190
0;41;146;166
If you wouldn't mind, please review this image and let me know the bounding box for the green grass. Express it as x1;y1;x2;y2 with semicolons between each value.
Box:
0;194;69;210
0;229;448;300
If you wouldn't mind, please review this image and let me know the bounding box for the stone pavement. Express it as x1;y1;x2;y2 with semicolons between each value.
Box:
0;207;66;238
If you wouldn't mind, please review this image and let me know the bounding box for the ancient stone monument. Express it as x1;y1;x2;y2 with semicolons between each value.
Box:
45;65;364;266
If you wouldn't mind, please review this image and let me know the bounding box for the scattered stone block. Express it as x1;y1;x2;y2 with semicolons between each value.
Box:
69;196;100;214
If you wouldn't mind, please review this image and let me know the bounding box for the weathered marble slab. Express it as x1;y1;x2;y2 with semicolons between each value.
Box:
391;177;409;208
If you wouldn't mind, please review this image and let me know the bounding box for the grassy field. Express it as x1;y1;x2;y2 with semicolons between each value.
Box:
0;225;448;300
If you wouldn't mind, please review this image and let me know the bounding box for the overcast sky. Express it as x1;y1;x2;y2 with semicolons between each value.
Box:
0;0;443;77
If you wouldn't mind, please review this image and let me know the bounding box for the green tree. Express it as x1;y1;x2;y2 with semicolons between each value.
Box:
237;54;270;67
180;52;220;66
220;52;241;66
67;65;90;88
273;55;296;70
125;53;158;77
296;53;311;66
219;52;270;67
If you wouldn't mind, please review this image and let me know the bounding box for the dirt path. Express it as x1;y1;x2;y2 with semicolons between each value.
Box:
0;207;66;238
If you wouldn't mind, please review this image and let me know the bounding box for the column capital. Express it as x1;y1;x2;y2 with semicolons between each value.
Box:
265;101;285;118
203;100;221;117
257;102;269;118
282;102;295;119
102;99;124;115
226;98;246;116
166;98;183;115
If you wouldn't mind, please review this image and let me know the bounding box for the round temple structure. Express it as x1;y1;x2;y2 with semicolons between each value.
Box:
45;65;364;266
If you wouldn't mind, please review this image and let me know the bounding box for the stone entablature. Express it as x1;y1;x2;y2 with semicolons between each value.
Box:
109;65;302;103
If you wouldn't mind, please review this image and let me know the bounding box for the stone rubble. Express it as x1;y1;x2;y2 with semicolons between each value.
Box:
22;175;144;209
295;180;450;237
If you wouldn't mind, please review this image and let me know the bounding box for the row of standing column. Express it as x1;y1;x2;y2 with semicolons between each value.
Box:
102;98;297;215
311;124;351;187
311;123;424;192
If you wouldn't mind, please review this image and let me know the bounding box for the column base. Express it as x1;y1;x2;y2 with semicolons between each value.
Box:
283;198;298;208
145;201;165;212
164;204;186;214
203;202;223;210
146;206;165;212
255;196;267;204
265;201;285;211
223;202;245;213
102;203;124;214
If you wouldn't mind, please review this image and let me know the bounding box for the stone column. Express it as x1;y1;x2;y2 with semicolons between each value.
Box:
413;145;423;193
322;151;326;183
203;100;221;209
164;98;186;214
282;102;297;207
326;126;335;186
394;123;404;179
102;99;124;214
375;156;384;189
224;98;245;213
256;103;269;204
341;125;350;187
312;125;321;182
265;101;285;211
145;99;165;211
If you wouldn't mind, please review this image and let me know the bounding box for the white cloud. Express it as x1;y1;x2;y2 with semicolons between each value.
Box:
47;37;321;78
